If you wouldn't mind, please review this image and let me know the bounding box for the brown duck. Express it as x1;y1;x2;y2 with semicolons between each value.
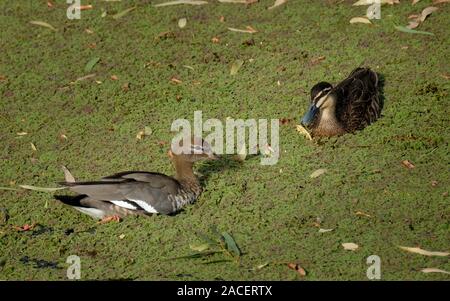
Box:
300;67;382;137
54;137;218;219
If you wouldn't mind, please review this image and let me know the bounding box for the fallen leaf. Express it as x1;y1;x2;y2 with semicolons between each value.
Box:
431;180;438;187
189;243;210;252
219;16;225;22
77;5;93;10
318;228;334;233
412;0;421;4
440;73;450;80
398;246;449;257
119;234;126;239
350;17;372;24
122;82;130;91
85;57;100;73
178;18;187;28
310;168;327;178
420;6;438;22
97;215;121;224
228;26;257;34
402;160;415;169
310;56;326;65
85;28;94;34
112;7;136;19
47;1;54;7
421;268;450;275
296;124;312;140
13;223;36;231
154;0;208;7
287;263;306;276
355;211;372;217
170;76;183;84
268;0;287;10
252;262;269;270
211;36;220;43
30;20;57;31
222;232;241;257
71;73;96;84
17;132;28;136
394;25;434;35
0;75;7;81
30;142;37;151
433;0;450;4
111;75;118;80
230;59;244;75
353;0;399;5
342;243;359;251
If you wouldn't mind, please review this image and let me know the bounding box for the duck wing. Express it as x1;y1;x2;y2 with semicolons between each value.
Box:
333;68;381;132
59;173;182;215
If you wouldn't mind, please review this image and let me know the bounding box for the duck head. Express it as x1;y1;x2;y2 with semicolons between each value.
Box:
169;136;219;162
300;82;334;128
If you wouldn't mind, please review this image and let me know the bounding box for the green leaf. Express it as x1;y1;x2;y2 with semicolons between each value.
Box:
221;232;241;257
112;7;136;20
19;185;66;192
230;59;244;75
85;57;100;73
169;251;220;260
394;25;434;36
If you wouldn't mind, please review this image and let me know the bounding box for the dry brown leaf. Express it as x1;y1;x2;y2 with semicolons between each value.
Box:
350;17;372;24
441;72;450;80
421;268;450;274
420;6;438;22
355;211;372;217
433;0;450;4
13;223;36;231
111;75;119;80
287;263;306;276
318;228;334;233
77;5;93;10
268;0;287;9
310;56;326;65
170;76;182;84
47;1;54;8
399;246;449;257
30;142;37;152
402;160;415;169
0;75;7;81
412;0;421;4
296;124;312;140
211;36;220;43
310;168;327;178
154;0;208;7
219;16;225;22
342;243;359;251
228;26;257;34
178;18;187;28
97;215;121;224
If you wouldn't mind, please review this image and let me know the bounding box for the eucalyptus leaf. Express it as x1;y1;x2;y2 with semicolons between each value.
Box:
221;232;241;257
85;57;100;73
112;7;136;20
394;25;434;36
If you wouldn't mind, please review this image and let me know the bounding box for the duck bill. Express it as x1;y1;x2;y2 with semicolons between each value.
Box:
301;104;319;128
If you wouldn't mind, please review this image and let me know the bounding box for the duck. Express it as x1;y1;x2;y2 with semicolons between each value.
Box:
54;136;218;220
300;67;382;137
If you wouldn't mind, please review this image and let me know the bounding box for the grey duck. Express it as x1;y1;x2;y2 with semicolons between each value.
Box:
300;67;382;137
54;136;218;219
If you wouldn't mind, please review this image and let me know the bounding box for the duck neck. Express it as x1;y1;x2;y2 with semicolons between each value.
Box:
316;107;345;136
172;158;201;193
